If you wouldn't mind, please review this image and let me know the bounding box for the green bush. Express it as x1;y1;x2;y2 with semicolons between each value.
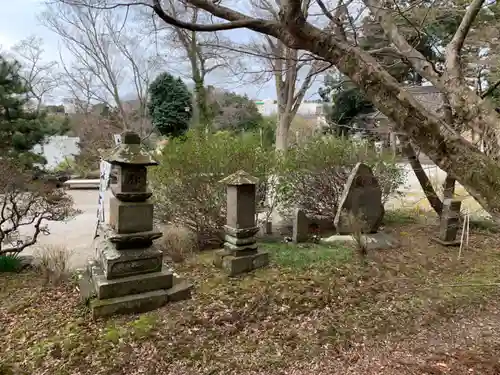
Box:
0;254;21;272
150;130;276;249
276;136;406;221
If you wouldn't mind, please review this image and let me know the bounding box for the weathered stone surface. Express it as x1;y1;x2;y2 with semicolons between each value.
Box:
321;232;400;250
166;279;193;302
334;163;384;234
223;242;258;255
97;240;163;279
224;234;256;246
105;131;158;166
109;197;154;234
252;251;270;269
219;170;259;185
91;289;168;318
92;265;173;299
226;184;256;229
220;251;269;276
437;199;461;244
292;208;309;243
119;166;148;193
112;190;153;202
104;226;163;250
224;225;260;238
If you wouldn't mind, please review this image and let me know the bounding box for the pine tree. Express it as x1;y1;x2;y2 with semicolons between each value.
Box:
148;72;192;137
0;54;62;168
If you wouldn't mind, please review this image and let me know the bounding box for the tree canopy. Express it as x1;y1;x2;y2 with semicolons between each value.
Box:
0;54;63;168
148;72;192;137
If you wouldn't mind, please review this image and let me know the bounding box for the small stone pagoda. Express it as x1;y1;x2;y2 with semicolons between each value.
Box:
214;170;269;276
84;131;191;318
433;198;462;246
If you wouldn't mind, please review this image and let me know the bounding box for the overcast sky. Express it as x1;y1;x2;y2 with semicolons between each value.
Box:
0;0;322;103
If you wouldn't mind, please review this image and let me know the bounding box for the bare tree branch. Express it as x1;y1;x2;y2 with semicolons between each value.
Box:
445;0;486;79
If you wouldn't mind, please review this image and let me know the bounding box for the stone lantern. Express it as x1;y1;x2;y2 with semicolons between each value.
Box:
214;170;269;275
106;131;159;247
83;131;192;318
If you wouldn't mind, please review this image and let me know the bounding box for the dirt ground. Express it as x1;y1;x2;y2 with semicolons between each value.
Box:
2;213;500;375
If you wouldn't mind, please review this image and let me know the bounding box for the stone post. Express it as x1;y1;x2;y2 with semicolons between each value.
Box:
433;198;462;246
214;170;269;276
82;131;192;318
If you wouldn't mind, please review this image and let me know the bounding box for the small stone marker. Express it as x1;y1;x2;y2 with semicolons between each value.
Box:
82;131;192;318
292;208;309;243
292;211;335;243
214;170;269;276
334;162;384;234
433;198;462;246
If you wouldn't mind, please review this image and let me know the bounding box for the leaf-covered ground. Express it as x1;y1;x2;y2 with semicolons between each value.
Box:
2;210;500;374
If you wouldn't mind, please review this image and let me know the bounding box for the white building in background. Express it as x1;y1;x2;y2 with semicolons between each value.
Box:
254;99;324;117
32;136;81;169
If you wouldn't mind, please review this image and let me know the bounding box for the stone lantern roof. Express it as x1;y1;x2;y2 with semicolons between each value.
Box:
105;131;158;166
219;170;259;185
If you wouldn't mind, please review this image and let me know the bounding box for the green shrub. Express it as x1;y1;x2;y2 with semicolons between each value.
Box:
0;254;21;272
276;136;406;221
150;130;276;249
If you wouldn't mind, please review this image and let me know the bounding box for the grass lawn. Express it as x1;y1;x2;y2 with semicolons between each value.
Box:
2;211;500;374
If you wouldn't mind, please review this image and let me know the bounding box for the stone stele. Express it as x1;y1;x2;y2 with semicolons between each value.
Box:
333;162;384;234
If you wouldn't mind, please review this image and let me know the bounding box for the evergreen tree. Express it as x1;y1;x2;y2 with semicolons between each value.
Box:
0;54;62;168
148;72;192;137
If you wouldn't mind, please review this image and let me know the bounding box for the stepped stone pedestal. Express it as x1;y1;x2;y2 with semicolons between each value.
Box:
213;170;269;276
81;131;192;318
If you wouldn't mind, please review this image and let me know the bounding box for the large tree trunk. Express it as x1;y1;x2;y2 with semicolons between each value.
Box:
275;110;292;151
400;136;443;216
283;22;500;218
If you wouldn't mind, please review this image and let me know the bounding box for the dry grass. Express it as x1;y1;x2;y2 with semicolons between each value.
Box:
158;225;198;263
2;210;500;374
33;245;71;285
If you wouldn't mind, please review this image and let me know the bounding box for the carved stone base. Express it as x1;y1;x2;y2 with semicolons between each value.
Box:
214;249;269;276
82;260;193;318
91;263;173;299
96;240;163;279
224;225;260;238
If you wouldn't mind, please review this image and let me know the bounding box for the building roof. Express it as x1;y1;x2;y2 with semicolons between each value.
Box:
366;85;443;121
